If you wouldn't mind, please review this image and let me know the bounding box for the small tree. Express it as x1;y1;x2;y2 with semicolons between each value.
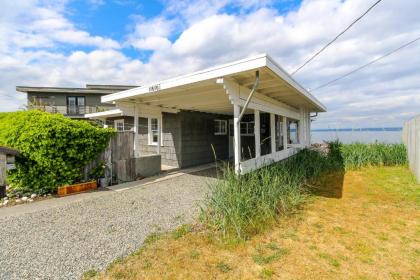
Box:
0;110;115;193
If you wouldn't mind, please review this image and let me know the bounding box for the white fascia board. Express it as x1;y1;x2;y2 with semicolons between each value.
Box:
265;55;327;112
85;109;122;119
102;54;268;103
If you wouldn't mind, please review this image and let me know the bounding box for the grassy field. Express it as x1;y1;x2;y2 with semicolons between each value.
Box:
87;165;419;280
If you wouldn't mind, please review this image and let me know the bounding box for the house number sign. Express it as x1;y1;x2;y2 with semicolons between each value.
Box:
149;84;161;92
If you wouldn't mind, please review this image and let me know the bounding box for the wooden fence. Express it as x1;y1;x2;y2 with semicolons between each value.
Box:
402;114;420;183
84;132;134;184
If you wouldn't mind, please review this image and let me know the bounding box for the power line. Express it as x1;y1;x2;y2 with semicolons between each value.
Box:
291;0;383;75
309;36;420;92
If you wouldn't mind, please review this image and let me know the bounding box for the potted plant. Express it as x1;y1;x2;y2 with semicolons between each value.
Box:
89;161;108;188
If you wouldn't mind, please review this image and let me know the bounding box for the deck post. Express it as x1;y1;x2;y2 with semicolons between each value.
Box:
254;109;261;157
234;104;241;174
133;105;139;157
270;113;276;153
283;116;288;149
157;115;161;155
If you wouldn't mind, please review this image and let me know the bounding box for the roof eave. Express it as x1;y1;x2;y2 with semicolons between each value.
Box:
101;54;327;112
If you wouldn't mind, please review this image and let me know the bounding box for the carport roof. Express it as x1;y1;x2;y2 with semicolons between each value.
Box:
102;54;326;113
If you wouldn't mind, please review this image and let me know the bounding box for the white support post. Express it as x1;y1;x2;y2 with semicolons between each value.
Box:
234;104;241;174
157;115;161;155
254;109;261;158
283;116;288;150
306;112;311;147
270;113;276;154
299;107;306;145
133;105;139;157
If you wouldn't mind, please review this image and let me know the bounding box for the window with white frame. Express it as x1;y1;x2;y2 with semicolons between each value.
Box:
149;117;159;144
240;121;254;136
214;119;227;135
114;119;125;132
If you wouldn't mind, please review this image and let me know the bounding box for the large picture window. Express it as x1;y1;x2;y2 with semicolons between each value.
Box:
214;119;227;135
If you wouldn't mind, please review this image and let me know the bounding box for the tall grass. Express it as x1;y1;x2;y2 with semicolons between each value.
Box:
333;141;407;170
202;149;341;240
202;142;407;240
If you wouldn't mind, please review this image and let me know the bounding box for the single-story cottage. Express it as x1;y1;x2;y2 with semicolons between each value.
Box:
86;54;326;175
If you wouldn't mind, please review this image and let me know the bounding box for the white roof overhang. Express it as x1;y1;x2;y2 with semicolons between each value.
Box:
102;54;326;115
85;109;123;119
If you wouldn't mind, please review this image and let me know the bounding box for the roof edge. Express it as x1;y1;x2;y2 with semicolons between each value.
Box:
101;53;326;112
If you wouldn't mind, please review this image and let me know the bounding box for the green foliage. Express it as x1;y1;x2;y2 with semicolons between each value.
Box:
330;141;407;170
0;110;115;193
202;149;340;240
88;161;107;179
202;141;407;240
172;224;193;239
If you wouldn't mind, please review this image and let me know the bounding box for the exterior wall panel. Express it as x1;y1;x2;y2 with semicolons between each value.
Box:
180;111;229;168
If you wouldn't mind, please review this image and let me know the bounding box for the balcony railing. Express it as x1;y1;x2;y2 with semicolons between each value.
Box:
29;105;112;117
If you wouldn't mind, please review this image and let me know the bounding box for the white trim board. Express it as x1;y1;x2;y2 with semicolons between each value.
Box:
240;148;299;174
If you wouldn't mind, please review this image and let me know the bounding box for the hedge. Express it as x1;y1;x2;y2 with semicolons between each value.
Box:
0;110;115;194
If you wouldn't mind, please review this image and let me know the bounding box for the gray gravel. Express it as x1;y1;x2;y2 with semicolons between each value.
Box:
0;168;216;280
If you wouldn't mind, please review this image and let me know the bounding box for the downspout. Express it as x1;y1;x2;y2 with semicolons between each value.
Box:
237;70;260;122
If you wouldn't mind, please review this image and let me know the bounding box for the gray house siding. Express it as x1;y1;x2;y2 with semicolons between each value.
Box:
107;111;230;169
180;111;229;167
28;92;113;107
137;115;182;168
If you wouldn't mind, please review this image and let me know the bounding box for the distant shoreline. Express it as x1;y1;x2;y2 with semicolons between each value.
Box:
312;127;402;132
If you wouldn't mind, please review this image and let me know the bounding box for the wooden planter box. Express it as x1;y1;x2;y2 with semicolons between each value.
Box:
57;181;97;197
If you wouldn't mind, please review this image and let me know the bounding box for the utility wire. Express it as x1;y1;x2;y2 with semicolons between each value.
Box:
309;36;420;92
292;0;383;75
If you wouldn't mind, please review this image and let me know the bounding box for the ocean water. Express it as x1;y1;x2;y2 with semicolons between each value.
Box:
311;130;402;144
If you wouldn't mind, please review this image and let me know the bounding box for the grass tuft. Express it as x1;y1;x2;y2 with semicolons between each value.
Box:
82;269;98;279
216;262;231;273
172;224;193;240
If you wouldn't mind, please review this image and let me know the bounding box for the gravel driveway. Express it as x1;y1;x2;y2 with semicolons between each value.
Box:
0;168;217;280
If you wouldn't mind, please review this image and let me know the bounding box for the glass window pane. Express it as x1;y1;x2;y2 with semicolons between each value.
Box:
221;121;226;133
215;120;220;133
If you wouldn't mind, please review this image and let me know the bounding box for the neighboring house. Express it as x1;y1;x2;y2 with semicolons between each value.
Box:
16;84;137;119
86;54;326;176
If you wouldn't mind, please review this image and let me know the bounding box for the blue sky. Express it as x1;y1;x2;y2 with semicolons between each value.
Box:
66;0;302;60
1;0;419;129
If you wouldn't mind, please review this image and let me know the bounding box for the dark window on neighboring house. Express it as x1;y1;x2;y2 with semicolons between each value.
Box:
67;96;86;115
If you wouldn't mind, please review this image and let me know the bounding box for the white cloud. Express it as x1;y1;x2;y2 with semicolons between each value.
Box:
1;0;420;129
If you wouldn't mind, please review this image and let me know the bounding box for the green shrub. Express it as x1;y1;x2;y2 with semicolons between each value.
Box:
334;141;407;170
202;149;340;240
0;110;115;193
